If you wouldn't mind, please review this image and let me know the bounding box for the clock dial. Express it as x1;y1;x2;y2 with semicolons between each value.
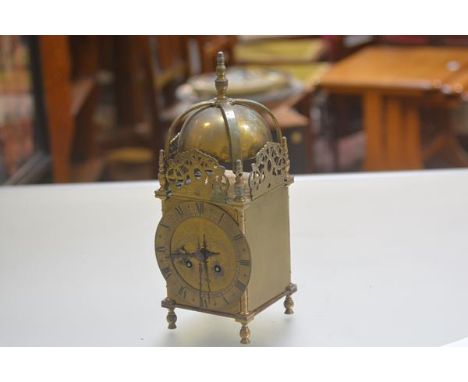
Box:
155;201;251;310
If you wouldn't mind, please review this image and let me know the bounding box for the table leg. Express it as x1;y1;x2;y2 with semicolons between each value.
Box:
386;98;405;169
386;98;423;170
363;93;423;171
39;36;74;182
363;92;385;171
404;101;423;169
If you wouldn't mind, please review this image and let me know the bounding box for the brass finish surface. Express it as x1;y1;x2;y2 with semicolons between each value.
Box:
178;105;272;163
240;324;251;344
157;141;292;203
249;137;292;199
154;51;296;344
244;186;292;312
163;298;177;329
233;98;283;143
215;51;228;99
161;283;297;321
164;101;215;155
164;149;230;203
163;52;284;168
155;201;251;313
167;308;177;329
284;295;294;315
160;283;297;345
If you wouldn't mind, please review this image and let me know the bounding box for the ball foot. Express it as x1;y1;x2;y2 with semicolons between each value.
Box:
284;294;294;315
167;307;177;329
239;323;251;345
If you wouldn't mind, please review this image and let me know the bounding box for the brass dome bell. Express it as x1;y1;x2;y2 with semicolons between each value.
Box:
178;105;272;164
165;52;281;167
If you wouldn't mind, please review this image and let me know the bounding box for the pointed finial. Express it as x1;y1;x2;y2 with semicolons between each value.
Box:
215;51;228;99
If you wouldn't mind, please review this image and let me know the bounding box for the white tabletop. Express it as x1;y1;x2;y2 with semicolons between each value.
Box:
1;169;468;346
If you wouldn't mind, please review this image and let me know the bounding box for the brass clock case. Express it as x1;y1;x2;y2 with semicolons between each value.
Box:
154;51;296;344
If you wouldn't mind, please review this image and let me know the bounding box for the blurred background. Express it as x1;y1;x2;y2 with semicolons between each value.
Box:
2;35;468;185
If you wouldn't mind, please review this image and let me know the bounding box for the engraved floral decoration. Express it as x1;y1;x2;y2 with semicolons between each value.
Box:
163;149;230;201
248;138;291;199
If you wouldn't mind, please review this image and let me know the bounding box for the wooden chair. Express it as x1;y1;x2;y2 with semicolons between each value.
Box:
102;36;193;181
39;36;165;182
39;35;100;182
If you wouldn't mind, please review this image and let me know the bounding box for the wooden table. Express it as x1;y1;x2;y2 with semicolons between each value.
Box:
320;46;468;171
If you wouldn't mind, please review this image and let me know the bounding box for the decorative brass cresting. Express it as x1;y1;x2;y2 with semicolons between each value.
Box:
164;149;229;202
248;137;292;199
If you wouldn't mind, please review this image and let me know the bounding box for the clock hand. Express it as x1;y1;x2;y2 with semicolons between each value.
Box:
174;246;195;256
202;251;212;300
198;260;203;306
172;239;219;263
192;249;205;262
200;235;212;304
199;234;220;260
172;245;205;262
171;245;189;257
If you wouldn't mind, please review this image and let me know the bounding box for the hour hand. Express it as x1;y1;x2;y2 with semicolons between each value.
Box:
172;246;204;262
172;246;190;258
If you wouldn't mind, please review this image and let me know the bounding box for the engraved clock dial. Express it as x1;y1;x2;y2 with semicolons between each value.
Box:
155;201;251;310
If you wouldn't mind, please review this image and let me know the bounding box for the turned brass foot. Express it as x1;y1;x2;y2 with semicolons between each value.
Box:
167;307;177;329
239;323;251;344
284;294;294;315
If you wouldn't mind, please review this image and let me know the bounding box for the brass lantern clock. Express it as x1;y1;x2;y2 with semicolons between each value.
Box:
154;52;296;344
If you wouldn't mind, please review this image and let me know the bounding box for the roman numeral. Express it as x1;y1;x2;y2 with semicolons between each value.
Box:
178;286;187;299
156;246;167;253
161;267;172;279
196;202;204;215
218;213;225;224
235;280;246;291
239;259;250;267
233;233;243;241
222;296;230;305
175;206;184;216
159;223;170;229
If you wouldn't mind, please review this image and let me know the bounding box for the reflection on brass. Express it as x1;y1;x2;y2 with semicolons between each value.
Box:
178;105;273;163
154;52;296;344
